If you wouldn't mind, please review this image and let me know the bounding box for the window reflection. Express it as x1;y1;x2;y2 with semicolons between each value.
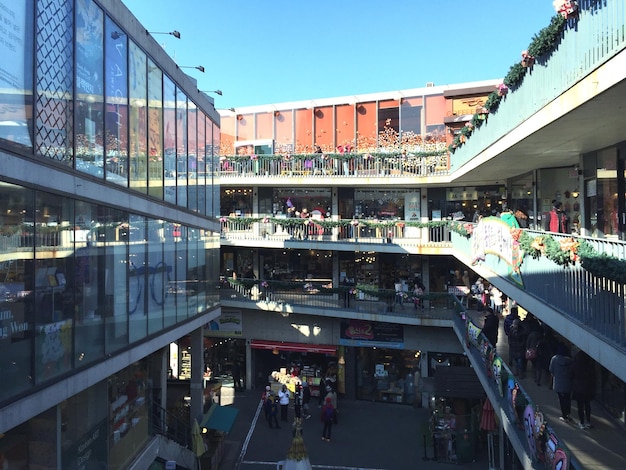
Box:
148;59;163;199
105;16;129;186
163;76;177;204
129;41;148;194
176;88;187;207
75;0;104;177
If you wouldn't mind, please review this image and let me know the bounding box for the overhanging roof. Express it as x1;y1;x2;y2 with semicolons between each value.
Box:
200;403;239;433
250;339;336;354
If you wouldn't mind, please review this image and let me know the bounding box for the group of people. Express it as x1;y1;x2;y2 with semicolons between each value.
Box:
491;307;596;430
261;379;340;442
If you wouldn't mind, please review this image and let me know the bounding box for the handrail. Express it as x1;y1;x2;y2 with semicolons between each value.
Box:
150;401;192;451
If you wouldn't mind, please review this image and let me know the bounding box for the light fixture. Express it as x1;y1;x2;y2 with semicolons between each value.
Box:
228;107;236;112
274;110;281;117
146;30;181;39
179;65;205;73
272;348;279;355
200;90;222;96
110;31;124;40
572;190;579;198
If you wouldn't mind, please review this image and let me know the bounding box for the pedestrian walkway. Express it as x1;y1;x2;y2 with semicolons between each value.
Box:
216;384;490;470
469;308;626;470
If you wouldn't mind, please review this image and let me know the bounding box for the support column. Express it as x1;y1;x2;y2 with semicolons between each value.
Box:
190;327;204;425
245;342;252;391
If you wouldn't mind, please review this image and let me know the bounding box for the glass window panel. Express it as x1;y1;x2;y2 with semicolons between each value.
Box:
163;223;178;328
400;98;422;148
74;200;105;366
425;95;446;126
313;106;333;150
103;207;129;353
176;88;187;207
33;191;74;382
148;59;163;199
75;0;104;178
163;75;176;204
220;115;235;155
35;0;73;164
335;105;354;152
187;228;200;316
1;2;34;151
188;101;198;212
356;102;376;151
197;112;206;215
129;41;148;194
294;108;312;153
105;17;129;187
255;112;273;141
0;182;35;400
378;101;399;151
275;109;293;154
175;226;188;322
147;219;165;334
211;121;220;218
236;113;253;142
128;215;147;343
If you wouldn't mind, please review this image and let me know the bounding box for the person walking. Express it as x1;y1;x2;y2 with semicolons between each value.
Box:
302;381;312;419
293;384;303;419
525;324;544;386
324;385;338;424
278;384;291;422
269;396;280;429
572;350;595;429
321;396;335;442
482;307;499;347
507;317;527;378
549;343;574;423
261;386;272;425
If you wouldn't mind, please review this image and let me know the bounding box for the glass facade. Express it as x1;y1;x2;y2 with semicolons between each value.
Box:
0;179;220;404
2;0;219;216
220;94;450;155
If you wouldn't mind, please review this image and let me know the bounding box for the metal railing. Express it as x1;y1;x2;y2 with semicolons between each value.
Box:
451;229;626;348
219;152;449;179
220;217;451;246
150;401;192;451
220;277;457;322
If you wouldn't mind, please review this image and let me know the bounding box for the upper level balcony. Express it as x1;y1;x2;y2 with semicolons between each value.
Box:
219;216;452;254
218;151;449;185
447;2;626;186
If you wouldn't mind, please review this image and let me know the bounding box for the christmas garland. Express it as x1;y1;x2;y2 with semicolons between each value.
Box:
221;150;447;162
220;216;448;230
449;14;568;154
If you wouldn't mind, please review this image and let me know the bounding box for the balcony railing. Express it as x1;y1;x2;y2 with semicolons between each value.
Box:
451;229;626;349
220;277;457;322
220;217;452;246
219;152;449;179
449;2;626;169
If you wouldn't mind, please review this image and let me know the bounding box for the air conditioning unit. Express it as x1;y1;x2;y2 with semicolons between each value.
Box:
426;82;435;87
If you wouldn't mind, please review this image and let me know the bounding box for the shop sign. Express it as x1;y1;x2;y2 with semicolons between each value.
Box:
447;188;478;201
62;419;108;469
470;217;523;286
339;319;404;348
404;192;421;221
206;310;242;336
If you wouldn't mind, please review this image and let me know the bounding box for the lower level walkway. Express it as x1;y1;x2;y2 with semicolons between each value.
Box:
469;308;626;470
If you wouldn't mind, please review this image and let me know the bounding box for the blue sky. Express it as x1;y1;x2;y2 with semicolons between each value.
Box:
122;0;557;109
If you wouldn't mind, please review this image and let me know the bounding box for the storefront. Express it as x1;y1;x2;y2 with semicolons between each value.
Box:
340;318;420;404
249;339;337;393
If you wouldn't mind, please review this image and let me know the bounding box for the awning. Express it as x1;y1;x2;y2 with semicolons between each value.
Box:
200;403;239;433
250;339;336;355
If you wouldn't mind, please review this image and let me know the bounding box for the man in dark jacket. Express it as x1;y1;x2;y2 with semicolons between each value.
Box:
482;308;499;346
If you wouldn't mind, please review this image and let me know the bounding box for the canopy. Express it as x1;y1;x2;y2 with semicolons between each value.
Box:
200;403;239;434
250;339;336;355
